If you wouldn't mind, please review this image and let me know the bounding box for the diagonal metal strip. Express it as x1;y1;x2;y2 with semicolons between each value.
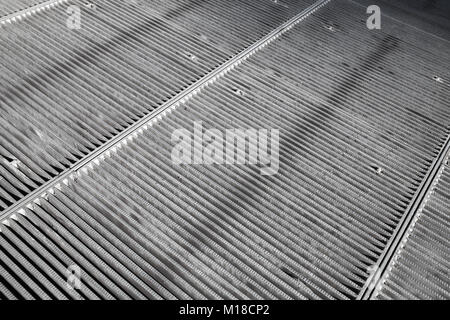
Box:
374;158;450;299
367;143;450;299
0;0;66;22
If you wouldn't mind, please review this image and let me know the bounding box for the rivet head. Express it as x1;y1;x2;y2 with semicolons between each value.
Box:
433;75;444;83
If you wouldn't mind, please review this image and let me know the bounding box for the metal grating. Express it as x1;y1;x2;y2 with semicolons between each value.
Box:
373;154;450;300
0;0;51;17
0;0;449;300
0;0;316;212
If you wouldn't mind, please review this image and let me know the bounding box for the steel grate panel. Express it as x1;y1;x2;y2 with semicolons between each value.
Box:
374;157;450;300
0;0;50;17
0;0;316;212
0;0;449;300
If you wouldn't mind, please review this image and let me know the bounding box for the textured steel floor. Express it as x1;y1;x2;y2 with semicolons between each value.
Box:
0;0;49;17
0;0;315;212
0;0;449;300
374;152;450;299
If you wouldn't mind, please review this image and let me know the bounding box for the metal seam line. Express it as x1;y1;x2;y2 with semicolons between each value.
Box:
0;0;332;222
371;149;450;299
0;0;68;25
359;133;450;299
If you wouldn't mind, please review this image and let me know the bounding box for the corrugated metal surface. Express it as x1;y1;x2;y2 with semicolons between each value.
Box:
0;0;315;212
0;0;449;300
0;0;49;17
373;155;450;300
